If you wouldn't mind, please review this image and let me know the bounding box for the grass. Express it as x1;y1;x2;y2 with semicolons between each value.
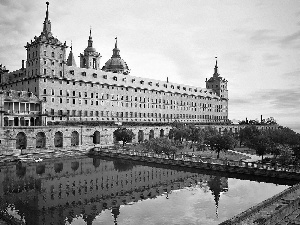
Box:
127;142;251;161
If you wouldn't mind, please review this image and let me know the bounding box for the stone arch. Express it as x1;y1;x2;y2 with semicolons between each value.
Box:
93;158;101;168
71;161;79;171
36;164;45;175
16;132;27;149
93;131;100;144
149;129;154;139
36;132;46;148
54;131;63;147
160;129;164;138
54;162;63;173
138;130;144;142
71;131;80;146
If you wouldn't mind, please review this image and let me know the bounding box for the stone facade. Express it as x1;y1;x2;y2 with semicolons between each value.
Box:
0;2;228;125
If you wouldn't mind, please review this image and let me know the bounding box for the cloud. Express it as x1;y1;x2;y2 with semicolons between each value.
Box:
257;88;300;110
249;29;278;44
279;30;300;48
281;70;300;79
262;53;281;67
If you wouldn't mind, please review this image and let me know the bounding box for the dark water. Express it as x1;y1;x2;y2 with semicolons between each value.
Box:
0;156;292;225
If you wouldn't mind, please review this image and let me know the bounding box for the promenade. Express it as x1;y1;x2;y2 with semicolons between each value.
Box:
90;147;300;181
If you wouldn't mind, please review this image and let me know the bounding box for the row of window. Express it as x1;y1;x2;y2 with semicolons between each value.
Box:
27;50;63;59
45;96;227;113
49;109;227;120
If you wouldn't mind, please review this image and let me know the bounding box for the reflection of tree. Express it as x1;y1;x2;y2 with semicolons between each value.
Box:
83;214;96;225
113;159;136;172
207;176;228;218
111;205;120;225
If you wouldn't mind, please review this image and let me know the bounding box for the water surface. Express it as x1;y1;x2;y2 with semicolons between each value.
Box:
0;156;291;225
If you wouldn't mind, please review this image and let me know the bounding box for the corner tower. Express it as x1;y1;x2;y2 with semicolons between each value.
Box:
79;29;101;69
24;2;68;78
206;58;228;99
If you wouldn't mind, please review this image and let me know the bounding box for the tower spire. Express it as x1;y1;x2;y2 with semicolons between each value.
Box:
88;28;93;47
213;56;219;77
112;37;120;58
45;2;49;20
43;2;52;36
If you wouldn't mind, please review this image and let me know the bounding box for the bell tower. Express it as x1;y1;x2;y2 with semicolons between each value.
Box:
24;2;68;78
79;29;101;69
206;58;228;99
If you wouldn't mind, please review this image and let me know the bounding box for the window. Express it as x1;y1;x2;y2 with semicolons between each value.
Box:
51;89;55;95
60;98;62;103
44;51;46;56
82;72;86;76
93;73;97;78
113;76;117;81
70;70;74;75
73;91;76;96
44;69;46;75
103;75;107;79
73;99;75;104
51;52;55;57
43;89;47;94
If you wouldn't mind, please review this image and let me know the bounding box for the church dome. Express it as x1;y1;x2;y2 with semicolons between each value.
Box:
102;38;130;75
103;58;129;74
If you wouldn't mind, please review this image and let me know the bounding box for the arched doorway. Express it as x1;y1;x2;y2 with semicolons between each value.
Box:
54;162;63;173
16;132;27;149
71;161;79;171
36;132;46;148
149;129;154;140
93;131;100;144
138;130;144;143
160;129;164;138
54;131;63;147
71;131;79;146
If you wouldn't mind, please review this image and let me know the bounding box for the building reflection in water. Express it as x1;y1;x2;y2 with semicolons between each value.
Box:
0;156;228;225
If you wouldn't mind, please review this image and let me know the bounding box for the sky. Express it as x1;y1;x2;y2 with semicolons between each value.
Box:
0;0;299;132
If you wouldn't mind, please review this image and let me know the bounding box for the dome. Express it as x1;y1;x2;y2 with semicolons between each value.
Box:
102;37;130;75
102;58;130;74
84;46;96;52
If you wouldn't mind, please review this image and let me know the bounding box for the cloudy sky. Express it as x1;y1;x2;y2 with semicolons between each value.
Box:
0;0;299;132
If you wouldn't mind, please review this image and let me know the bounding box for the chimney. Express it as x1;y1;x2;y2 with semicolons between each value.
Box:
22;60;25;69
261;115;263;123
167;77;169;83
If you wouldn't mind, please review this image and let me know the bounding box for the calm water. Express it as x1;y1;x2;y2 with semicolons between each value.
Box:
0;156;292;225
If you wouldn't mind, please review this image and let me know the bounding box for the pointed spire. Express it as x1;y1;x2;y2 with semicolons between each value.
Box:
67;41;77;67
43;2;52;36
213;56;219;77
88;27;93;48
45;2;49;20
112;37;120;58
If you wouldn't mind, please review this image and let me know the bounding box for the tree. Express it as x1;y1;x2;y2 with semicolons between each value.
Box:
204;133;235;159
143;138;178;155
113;128;135;146
246;134;271;160
239;125;261;147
